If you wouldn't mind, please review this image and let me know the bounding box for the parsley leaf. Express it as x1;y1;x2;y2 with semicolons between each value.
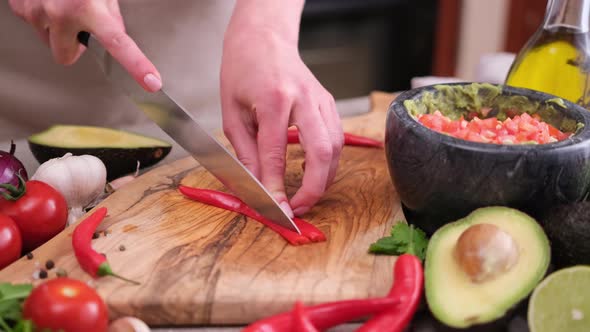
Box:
369;222;429;261
0;283;33;332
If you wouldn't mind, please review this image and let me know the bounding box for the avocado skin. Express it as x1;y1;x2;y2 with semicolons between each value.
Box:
537;201;590;268
28;143;171;181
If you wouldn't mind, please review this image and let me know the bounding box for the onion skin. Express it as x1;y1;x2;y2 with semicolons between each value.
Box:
0;141;28;188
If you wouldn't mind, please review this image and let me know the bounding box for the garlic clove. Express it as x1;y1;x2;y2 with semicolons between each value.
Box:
108;317;151;332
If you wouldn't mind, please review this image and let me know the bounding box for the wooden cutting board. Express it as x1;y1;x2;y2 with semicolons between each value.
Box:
0;92;403;326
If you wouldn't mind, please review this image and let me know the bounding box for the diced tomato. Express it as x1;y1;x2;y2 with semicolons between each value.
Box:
467;132;486;143
418;114;444;131
481;129;497;139
479;118;499;131
443;120;461;133
416;110;572;145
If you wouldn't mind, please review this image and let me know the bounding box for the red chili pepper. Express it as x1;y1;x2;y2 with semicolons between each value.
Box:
72;207;139;284
356;254;424;332
178;185;326;245
243;297;400;332
292;301;319;332
243;254;422;331
287;129;384;148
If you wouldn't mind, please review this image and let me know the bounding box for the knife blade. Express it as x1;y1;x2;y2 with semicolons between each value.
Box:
77;32;300;234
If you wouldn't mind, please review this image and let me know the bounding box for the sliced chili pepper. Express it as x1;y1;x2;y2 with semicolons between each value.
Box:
356;254;423;332
287;128;384;148
178;185;326;245
292;301;319;332
72;207;139;284
244;254;422;331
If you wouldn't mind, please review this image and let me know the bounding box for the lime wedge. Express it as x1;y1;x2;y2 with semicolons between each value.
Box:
528;266;590;332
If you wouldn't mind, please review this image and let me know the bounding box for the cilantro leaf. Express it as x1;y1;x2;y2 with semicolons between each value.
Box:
0;283;33;332
0;284;32;302
369;222;429;261
369;236;402;253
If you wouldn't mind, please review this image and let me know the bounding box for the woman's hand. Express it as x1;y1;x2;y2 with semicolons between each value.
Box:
221;0;344;217
8;0;161;92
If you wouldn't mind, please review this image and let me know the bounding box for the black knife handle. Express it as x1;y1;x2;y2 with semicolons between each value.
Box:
77;31;90;46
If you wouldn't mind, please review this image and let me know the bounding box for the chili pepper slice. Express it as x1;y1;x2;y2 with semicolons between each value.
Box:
292;301;319;332
356;254;423;332
178;185;326;245
72;207;139;284
287;128;384;148
243;253;422;331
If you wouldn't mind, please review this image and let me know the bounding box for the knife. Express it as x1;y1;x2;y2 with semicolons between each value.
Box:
77;32;300;234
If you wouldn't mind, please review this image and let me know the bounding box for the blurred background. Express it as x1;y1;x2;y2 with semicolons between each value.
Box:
298;0;546;99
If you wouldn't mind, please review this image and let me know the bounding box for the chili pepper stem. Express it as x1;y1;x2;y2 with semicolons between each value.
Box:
97;263;140;285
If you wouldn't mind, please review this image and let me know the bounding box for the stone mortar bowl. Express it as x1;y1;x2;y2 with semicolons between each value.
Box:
385;82;590;235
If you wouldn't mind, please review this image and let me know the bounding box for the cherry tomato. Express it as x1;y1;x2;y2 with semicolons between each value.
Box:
0;180;67;252
23;278;109;332
0;214;22;269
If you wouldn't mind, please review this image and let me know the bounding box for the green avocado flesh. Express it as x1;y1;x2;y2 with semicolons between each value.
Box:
403;83;582;134
425;207;550;328
28;125;172;181
28;125;171;148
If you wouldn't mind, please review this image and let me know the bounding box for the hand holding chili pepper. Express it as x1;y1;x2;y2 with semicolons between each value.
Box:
178;185;326;245
72;207;139;284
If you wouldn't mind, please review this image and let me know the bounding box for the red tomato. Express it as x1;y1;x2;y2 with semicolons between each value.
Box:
23;278;109;332
0;180;67;252
0;214;21;269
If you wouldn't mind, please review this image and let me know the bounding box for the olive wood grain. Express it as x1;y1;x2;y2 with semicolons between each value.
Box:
0;92;403;326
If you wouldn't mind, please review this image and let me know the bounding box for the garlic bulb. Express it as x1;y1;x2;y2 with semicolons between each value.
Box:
32;153;107;225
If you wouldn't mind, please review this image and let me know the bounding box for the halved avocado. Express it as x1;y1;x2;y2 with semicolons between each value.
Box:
425;206;550;328
28;125;172;180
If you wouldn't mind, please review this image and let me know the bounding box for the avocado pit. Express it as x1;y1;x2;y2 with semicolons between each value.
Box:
454;223;519;283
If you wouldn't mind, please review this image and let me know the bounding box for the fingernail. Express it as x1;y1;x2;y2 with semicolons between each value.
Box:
143;73;162;92
293;206;309;217
280;201;294;219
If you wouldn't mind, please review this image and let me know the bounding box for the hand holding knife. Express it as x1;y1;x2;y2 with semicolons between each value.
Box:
77;31;300;234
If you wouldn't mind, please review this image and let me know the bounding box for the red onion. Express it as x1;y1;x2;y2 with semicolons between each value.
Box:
0;141;28;188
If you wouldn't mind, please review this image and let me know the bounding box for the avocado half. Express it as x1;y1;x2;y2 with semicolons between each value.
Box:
28;125;172;181
425;206;550;328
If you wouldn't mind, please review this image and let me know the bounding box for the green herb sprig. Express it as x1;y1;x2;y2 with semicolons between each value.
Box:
369;222;429;261
0;283;33;332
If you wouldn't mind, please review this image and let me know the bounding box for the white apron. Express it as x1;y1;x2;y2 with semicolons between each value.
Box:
0;0;235;141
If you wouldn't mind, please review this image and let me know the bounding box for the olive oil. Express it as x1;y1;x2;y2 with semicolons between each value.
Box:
505;0;590;109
